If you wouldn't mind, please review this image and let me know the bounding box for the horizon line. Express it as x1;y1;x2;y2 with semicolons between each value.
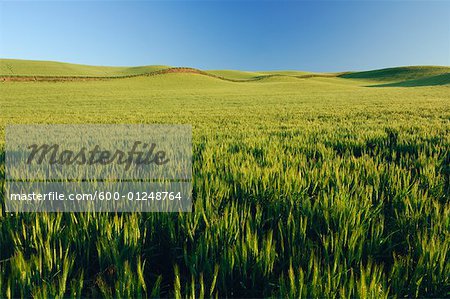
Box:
1;57;449;74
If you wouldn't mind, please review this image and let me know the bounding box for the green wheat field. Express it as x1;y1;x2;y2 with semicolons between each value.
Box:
0;59;449;298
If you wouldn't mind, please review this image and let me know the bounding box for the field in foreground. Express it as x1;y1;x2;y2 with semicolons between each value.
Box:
0;60;449;298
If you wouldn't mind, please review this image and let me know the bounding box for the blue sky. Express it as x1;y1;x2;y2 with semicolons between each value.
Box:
0;1;449;72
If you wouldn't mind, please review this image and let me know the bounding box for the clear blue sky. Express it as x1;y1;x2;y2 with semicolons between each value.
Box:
0;1;449;72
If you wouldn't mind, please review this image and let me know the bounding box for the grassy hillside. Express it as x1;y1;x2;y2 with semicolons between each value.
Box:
339;66;450;82
1;59;449;87
260;70;318;76
1;69;449;298
207;70;266;80
372;73;450;87
0;59;169;77
207;70;320;80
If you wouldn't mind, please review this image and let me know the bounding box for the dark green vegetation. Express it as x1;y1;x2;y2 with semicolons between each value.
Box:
339;66;450;87
372;73;450;87
0;59;449;298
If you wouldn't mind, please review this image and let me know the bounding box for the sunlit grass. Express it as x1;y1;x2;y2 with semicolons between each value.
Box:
0;71;449;297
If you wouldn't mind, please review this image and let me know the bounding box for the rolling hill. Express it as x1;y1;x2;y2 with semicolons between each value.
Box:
339;66;450;86
0;59;169;77
206;70;266;80
1;59;448;86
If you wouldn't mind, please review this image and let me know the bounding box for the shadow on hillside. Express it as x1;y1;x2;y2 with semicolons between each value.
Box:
367;73;450;87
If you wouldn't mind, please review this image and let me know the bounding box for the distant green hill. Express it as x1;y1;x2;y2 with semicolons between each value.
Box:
207;70;320;80
0;59;169;77
260;70;317;76
1;59;448;86
370;73;450;87
339;66;450;85
207;70;266;80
